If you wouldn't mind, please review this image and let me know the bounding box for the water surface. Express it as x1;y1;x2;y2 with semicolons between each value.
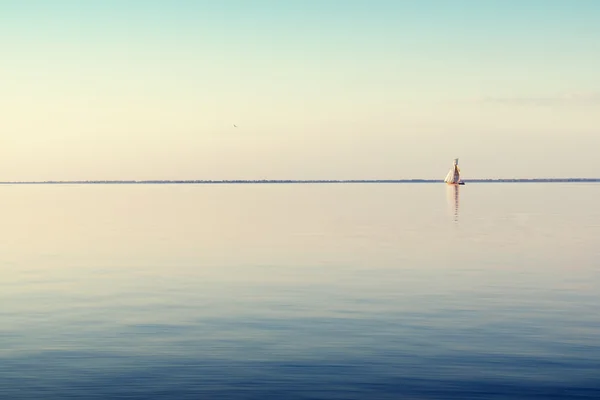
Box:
1;183;599;399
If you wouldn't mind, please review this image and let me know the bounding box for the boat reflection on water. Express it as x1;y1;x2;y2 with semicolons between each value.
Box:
446;184;460;222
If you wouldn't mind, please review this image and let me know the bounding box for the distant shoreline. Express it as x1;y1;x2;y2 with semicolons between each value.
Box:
0;179;599;185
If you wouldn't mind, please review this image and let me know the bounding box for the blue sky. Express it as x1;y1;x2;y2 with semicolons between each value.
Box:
2;0;600;180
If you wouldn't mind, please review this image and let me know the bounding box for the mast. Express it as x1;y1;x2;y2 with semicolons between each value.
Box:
453;158;460;183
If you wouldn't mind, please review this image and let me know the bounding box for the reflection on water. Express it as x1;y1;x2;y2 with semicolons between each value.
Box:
1;183;600;399
446;184;460;222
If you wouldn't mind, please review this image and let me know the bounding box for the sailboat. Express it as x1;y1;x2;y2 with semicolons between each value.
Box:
444;158;465;185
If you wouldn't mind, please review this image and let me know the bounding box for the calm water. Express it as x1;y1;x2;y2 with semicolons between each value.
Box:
1;183;599;399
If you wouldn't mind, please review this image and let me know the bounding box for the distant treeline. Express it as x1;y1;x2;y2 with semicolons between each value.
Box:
465;178;600;183
1;178;599;184
2;179;434;184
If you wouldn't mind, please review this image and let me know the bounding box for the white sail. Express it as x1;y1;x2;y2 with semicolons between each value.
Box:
444;169;454;183
444;158;462;184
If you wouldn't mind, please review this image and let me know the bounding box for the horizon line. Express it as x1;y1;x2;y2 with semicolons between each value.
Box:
1;178;599;185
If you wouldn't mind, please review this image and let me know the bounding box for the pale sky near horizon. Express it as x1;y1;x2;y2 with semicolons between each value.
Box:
2;0;599;180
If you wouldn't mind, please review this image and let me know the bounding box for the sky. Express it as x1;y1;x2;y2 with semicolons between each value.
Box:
2;0;600;180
